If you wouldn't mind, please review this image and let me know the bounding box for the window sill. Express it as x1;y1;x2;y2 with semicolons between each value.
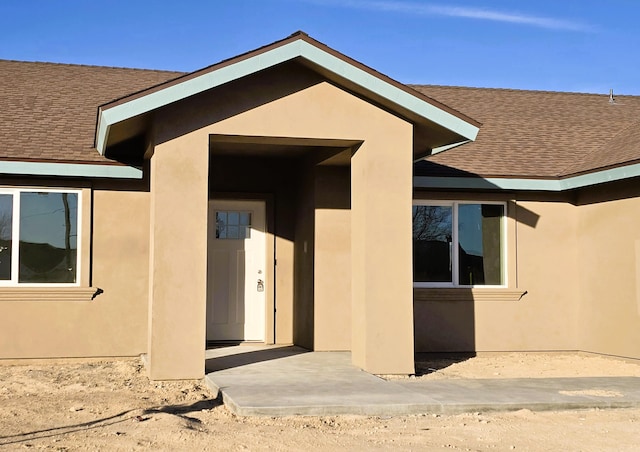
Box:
0;287;100;302
414;288;527;302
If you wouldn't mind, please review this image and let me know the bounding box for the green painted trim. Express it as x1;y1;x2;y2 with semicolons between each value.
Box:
558;164;640;190
414;176;561;191
97;39;479;154
430;140;472;155
0;161;143;179
95;111;109;158
296;42;479;141
414;162;640;191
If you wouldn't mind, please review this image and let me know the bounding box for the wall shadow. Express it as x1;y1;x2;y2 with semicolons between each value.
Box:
205;345;309;373
573;176;640;205
413;289;477;355
208;149;352;352
209;153;308;348
155;62;326;146
413;352;476;376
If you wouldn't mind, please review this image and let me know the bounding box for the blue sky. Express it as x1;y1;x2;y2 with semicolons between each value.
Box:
1;0;639;94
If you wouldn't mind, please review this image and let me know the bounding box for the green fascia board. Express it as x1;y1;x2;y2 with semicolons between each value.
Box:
414;176;561;191
96;40;479;154
298;43;479;140
96;44;301;153
558;163;640;190
414;162;640;191
0;160;143;179
430;140;472;155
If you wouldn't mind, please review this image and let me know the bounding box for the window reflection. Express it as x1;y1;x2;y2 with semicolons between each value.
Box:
458;204;504;285
216;211;251;239
413;205;453;282
413;202;505;287
19;192;78;283
0;195;12;280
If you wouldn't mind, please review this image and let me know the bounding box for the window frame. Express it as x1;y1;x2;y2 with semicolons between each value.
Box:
0;187;83;287
413;200;507;289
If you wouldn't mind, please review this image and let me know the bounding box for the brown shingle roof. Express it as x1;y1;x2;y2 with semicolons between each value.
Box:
412;86;640;179
2;57;640;180
0;59;182;164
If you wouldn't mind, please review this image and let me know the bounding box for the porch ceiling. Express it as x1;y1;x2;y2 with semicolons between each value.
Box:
209;134;359;166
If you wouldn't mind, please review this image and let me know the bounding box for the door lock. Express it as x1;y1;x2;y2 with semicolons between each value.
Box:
257;279;264;292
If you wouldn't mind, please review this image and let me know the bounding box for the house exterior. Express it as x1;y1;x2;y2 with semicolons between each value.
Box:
1;32;640;380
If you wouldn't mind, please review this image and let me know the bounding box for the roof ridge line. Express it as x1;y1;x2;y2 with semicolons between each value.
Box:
0;58;186;74
409;84;640;98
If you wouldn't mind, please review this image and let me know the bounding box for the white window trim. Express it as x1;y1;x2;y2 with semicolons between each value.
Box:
0;187;82;287
413;200;507;289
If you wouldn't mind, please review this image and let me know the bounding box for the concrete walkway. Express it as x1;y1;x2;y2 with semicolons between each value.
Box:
204;345;640;416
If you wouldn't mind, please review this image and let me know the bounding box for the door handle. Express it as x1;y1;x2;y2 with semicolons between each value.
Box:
257;279;264;292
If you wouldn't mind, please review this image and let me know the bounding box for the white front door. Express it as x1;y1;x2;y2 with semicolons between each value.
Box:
207;200;266;342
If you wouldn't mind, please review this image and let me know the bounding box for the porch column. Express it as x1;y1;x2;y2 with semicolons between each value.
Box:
147;136;209;380
351;137;415;375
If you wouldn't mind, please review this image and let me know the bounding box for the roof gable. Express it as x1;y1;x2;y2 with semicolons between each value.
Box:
96;31;480;155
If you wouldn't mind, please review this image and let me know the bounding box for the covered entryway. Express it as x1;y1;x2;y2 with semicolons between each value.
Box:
95;32;479;380
207;134;358;351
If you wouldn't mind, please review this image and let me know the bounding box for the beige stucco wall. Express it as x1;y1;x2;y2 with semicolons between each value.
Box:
1;63;428;376
146;135;209;380
314;166;351;351
350;124;415;374
0;180;151;359
154;63;416;374
479;200;580;350
576;187;640;359
414;193;581;353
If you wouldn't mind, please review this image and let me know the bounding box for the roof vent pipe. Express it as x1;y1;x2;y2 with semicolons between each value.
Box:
609;89;616;104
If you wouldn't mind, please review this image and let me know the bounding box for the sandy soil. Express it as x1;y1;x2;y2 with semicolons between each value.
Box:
412;351;640;379
1;353;640;451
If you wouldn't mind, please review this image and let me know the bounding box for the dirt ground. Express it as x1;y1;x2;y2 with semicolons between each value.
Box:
1;353;640;451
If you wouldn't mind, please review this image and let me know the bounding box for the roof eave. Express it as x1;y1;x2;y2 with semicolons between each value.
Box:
414;161;640;192
96;34;480;155
0;160;143;179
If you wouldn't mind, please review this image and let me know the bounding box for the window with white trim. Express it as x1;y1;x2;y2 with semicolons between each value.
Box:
0;189;81;285
413;201;506;287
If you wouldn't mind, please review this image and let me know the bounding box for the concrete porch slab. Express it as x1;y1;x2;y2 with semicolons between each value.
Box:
204;346;640;416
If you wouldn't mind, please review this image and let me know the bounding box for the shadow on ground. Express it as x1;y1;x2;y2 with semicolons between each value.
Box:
414;353;476;376
205;345;309;373
0;397;223;447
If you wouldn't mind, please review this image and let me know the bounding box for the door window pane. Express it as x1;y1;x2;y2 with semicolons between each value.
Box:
239;212;251;226
227;226;239;239
216;210;252;240
228;211;239;226
19;192;78;283
0;194;12;280
216;212;228;238
458;204;504;285
413;205;452;282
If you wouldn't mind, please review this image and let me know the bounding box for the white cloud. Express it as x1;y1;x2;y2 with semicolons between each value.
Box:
310;0;592;32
